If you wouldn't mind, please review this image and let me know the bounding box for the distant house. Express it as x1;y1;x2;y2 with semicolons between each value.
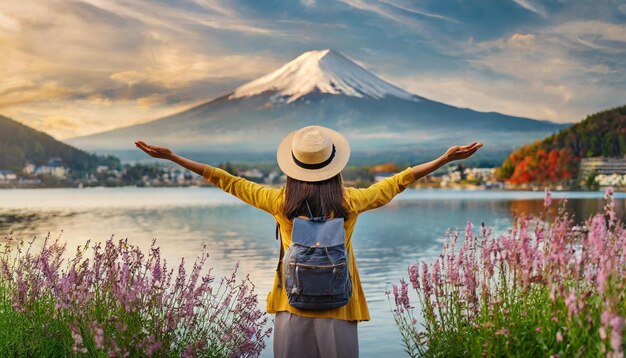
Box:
239;168;264;181
466;168;496;182
34;157;69;178
579;157;626;178
374;172;397;182
595;174;626;188
47;157;65;167
23;162;36;175
264;170;280;184
0;169;17;182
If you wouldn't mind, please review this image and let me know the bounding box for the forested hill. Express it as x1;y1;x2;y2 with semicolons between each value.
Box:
496;105;626;184
0;115;119;174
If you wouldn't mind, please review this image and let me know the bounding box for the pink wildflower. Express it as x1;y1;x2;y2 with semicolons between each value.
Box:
421;262;431;296
556;331;563;342
95;327;105;349
544;188;552;208
465;220;473;240
495;328;509;336
392;284;399;303
432;259;441;287
565;290;579;317
71;328;86;353
610;316;624;354
398;278;413;310
408;263;420;289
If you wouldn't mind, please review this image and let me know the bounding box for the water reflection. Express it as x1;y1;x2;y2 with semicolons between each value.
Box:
0;188;624;358
508;197;625;223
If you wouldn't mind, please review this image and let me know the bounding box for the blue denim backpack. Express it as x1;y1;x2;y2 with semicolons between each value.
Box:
275;200;352;310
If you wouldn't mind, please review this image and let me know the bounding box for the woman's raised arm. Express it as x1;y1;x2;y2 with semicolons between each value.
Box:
135;140;205;175
347;142;483;213
135;140;281;215
412;142;483;181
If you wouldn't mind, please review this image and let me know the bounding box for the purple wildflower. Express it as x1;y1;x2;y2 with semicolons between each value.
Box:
0;233;270;357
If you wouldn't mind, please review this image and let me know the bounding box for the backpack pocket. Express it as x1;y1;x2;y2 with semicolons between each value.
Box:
291;261;348;296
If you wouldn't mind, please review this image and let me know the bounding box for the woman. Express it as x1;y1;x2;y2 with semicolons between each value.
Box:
135;125;482;357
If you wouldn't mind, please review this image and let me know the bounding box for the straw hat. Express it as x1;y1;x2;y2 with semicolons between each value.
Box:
277;125;350;182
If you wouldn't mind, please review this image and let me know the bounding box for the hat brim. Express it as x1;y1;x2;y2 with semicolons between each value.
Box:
277;127;350;182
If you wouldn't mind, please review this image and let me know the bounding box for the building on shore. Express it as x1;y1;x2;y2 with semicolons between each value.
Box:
0;170;17;182
32;157;70;178
579;156;626;189
22;162;36;175
579;157;626;177
374;172;397;182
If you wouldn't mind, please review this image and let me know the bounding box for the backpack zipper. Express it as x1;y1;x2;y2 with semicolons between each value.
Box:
288;262;346;269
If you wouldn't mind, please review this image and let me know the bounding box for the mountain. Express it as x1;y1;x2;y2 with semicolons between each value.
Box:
496;105;626;184
229;48;416;102
66;49;569;164
0;115;119;174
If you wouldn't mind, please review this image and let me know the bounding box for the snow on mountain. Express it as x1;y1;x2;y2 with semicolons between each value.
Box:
228;49;417;103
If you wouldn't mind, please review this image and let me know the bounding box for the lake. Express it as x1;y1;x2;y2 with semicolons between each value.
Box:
1;187;625;357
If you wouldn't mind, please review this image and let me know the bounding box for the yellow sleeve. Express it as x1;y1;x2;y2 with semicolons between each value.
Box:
346;167;417;213
202;165;282;215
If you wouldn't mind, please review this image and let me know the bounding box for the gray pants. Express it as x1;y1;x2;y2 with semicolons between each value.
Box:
273;311;359;358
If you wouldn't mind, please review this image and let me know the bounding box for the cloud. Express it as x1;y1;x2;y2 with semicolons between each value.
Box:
0;9;20;33
378;0;458;23
38;116;81;138
338;0;428;30
466;21;626;87
389;19;626;124
391;72;585;123
511;0;547;17
83;0;275;35
0;81;77;108
552;20;626;52
506;33;536;48
87;94;113;106
136;94;167;110
110;71;146;87
301;0;317;8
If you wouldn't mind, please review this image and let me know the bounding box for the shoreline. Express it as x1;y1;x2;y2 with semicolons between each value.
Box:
0;185;624;195
1;182;623;192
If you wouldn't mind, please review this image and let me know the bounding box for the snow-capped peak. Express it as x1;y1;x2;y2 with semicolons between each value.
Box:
228;49;418;102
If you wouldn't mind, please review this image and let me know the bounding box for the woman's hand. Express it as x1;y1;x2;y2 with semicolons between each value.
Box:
135;140;175;160
443;142;483;163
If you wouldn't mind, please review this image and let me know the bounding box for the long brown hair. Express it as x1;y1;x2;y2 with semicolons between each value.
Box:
284;173;349;220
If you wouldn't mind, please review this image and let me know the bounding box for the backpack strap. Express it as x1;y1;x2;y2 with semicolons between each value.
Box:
275;221;284;288
304;199;314;218
306;199;326;221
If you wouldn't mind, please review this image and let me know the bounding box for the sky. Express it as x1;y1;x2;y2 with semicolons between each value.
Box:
1;0;625;140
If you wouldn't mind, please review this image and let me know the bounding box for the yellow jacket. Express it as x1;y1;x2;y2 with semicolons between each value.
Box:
202;165;417;322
